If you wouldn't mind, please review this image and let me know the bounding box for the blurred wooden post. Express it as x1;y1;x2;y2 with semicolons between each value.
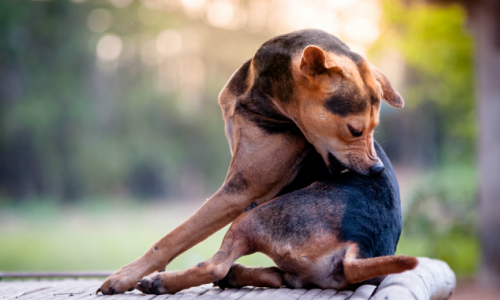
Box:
471;1;500;290
425;0;500;289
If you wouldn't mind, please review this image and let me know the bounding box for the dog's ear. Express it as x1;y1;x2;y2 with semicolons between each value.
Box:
371;65;404;108
300;45;342;78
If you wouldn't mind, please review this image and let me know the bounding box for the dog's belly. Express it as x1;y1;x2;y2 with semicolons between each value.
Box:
259;239;349;289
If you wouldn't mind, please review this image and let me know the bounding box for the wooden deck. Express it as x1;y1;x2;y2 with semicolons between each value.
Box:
0;280;373;300
0;258;456;300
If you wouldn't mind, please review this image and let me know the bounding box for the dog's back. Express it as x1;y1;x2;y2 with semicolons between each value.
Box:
224;141;414;289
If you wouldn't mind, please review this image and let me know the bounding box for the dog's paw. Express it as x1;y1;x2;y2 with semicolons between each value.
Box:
97;267;141;295
213;276;232;289
136;274;168;295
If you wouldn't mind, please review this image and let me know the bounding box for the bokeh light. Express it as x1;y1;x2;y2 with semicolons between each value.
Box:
96;34;123;61
206;0;236;29
156;29;183;56
87;8;112;33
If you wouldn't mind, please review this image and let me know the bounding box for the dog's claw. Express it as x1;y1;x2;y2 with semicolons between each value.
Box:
96;288;102;295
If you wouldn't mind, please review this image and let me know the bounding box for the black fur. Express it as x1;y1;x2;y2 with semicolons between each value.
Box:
252;29;363;105
227;59;251;95
234;29;371;134
252;140;402;259
324;82;368;116
234;89;301;135
223;172;248;194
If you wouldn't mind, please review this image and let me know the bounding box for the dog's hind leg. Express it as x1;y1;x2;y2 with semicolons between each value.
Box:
214;263;285;289
135;230;253;294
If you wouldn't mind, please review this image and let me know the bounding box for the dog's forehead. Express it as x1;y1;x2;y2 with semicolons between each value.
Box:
256;29;360;61
251;29;369;104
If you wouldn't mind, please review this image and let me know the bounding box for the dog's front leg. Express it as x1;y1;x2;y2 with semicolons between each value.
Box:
97;117;310;295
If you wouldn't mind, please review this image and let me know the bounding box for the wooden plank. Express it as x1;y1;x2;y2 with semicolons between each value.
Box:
162;285;212;300
0;271;113;279
223;287;253;300
196;288;238;300
193;287;224;300
238;287;267;300
248;287;277;299
348;285;376;300
297;289;322;300
0;258;457;300
9;282;56;299
259;288;292;300
310;289;337;300
61;281;105;300
328;290;353;300
280;289;307;300
370;257;456;300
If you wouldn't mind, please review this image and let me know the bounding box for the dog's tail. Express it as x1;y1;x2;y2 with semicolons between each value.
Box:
343;244;418;284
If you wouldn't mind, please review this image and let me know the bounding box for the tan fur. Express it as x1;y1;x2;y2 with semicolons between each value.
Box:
97;81;312;294
286;48;387;175
217;264;284;288
98;36;406;295
343;244;418;284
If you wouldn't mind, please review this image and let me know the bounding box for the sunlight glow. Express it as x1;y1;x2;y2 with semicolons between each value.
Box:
156;29;183;56
174;0;381;54
206;0;235;29
96;34;123;61
180;0;206;18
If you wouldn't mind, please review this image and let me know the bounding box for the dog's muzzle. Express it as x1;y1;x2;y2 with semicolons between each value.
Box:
369;160;385;176
327;153;346;174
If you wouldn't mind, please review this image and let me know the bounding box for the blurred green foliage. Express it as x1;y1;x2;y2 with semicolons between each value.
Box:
396;163;479;276
0;0;238;201
374;1;478;277
373;0;475;162
0;0;479;279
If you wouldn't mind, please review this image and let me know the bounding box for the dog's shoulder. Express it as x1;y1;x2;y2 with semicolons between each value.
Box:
219;59;252;117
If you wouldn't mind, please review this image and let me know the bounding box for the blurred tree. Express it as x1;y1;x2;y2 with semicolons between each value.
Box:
0;1;236;202
388;0;500;289
373;0;479;277
372;0;475;166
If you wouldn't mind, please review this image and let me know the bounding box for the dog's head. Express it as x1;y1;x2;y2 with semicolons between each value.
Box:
289;45;404;175
249;30;404;176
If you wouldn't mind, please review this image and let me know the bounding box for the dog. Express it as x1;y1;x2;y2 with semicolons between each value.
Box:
98;29;408;295
134;141;417;294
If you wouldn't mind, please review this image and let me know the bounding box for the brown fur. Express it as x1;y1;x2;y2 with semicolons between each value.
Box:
97;29;407;295
343;244;418;284
136;200;416;294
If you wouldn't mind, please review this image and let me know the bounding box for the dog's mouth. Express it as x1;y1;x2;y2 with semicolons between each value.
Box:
327;153;348;174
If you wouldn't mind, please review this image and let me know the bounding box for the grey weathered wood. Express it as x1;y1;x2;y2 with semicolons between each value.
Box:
280;289;307;300
0;258;456;300
0;271;113;279
349;285;376;300
328;290;353;300
370;257;455;300
296;289;322;300
310;289;337;300
238;288;266;300
260;287;292;300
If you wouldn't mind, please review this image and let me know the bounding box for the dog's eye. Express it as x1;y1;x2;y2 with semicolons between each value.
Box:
348;125;363;137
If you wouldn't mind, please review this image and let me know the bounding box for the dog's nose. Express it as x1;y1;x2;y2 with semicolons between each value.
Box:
370;161;385;176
